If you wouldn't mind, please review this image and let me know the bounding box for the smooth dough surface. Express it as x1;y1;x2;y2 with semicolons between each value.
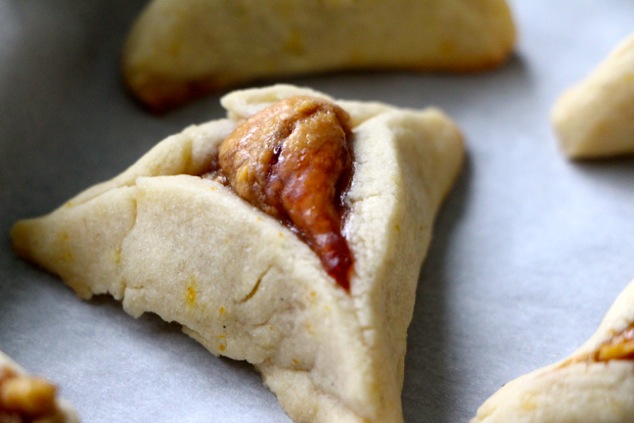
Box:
122;0;516;111
12;85;464;423
0;351;80;423
552;33;634;159
472;278;634;423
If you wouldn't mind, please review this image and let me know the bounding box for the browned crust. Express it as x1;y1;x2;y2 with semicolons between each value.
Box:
123;47;516;114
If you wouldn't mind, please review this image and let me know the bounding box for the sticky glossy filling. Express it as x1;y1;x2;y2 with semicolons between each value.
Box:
209;96;355;291
0;366;59;420
595;324;634;362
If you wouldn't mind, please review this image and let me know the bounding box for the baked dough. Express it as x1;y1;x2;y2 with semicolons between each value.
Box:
472;278;634;423
122;0;516;111
552;32;634;159
0;351;80;423
12;84;464;423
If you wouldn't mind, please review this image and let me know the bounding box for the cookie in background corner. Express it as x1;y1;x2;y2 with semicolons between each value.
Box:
472;277;634;423
0;351;80;423
121;0;517;112
552;33;634;159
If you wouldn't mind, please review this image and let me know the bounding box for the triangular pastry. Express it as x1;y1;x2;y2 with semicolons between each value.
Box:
0;351;80;422
12;85;464;423
472;278;634;423
122;0;516;111
552;32;634;159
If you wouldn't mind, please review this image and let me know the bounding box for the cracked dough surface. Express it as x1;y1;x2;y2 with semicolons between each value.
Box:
11;85;464;423
472;278;634;423
122;0;516;111
552;32;634;159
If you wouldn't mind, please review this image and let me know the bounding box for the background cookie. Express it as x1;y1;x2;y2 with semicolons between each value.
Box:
122;0;516;112
552;33;634;159
472;278;634;423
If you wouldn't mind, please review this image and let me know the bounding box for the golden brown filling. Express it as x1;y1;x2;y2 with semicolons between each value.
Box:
214;95;354;290
0;366;60;422
595;324;634;362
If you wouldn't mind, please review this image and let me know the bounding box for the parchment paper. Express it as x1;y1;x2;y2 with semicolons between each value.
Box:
1;1;634;422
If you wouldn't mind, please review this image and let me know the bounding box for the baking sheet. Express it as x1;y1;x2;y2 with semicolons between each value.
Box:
1;1;634;422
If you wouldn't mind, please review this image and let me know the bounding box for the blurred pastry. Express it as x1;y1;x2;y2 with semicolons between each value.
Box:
0;351;80;423
122;0;516;112
472;278;634;422
552;33;634;159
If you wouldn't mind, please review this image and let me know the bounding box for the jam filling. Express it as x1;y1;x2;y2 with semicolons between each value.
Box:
0;366;59;420
210;96;355;291
595;323;634;362
552;323;634;372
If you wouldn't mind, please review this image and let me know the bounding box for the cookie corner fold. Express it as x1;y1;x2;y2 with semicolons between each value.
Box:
472;278;634;423
551;32;634;159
